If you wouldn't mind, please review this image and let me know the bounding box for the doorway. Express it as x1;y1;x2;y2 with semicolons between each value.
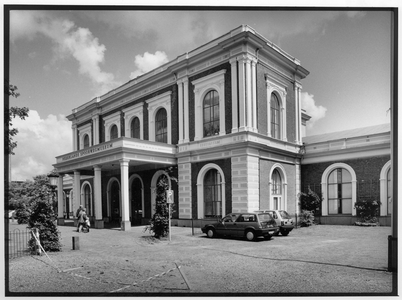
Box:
111;180;120;225
131;178;143;226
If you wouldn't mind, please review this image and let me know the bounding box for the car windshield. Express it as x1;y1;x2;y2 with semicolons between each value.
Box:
257;213;273;222
279;211;291;219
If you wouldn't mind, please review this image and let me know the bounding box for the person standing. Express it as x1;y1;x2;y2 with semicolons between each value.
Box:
76;205;83;232
77;208;88;233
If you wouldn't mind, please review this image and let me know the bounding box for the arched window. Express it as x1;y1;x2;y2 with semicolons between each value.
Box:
327;168;352;214
130;117;140;139
203;90;220;137
110;124;118;140
155;108;167;143
271;93;280;139
84;184;92;216
203;169;222;218
83;134;90;148
271;169;282;209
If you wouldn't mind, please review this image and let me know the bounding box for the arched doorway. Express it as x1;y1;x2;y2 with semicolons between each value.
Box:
131;177;143;225
111;180;120;224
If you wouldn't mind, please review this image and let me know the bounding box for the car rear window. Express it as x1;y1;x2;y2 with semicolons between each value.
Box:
279;211;291;219
237;214;256;222
257;213;273;222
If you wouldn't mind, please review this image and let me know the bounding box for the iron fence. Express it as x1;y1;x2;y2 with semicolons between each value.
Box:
7;228;32;259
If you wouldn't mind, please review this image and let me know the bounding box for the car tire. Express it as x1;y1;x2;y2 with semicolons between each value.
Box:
264;234;272;240
206;228;216;238
245;230;256;241
280;229;289;236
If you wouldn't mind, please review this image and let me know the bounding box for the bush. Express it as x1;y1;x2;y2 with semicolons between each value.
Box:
354;200;381;223
15;204;30;224
299;210;315;227
298;188;322;216
27;199;61;252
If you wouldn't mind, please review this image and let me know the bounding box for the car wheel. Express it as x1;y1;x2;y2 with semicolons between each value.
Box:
280;229;289;236
264;234;272;240
206;228;216;238
245;230;256;241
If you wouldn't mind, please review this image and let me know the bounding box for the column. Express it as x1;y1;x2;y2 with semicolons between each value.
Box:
245;59;252;130
94;165;104;229
251;59;258;132
238;56;247;131
120;159;131;231
73;171;81;227
183;78;190;143
230;57;239;133
57;175;64;225
177;81;184;143
178;158;192;219
266;80;272;137
72;124;78;151
298;85;303;144
92;115;99;145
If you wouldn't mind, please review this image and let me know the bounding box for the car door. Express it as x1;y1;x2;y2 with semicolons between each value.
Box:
232;214;249;237
216;214;236;236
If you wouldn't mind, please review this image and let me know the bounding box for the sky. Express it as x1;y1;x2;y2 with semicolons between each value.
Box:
6;5;394;181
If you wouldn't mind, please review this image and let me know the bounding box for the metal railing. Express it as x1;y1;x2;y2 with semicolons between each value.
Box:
7;228;32;259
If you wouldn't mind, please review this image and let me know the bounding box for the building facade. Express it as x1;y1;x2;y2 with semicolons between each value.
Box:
301;124;391;226
53;25;309;230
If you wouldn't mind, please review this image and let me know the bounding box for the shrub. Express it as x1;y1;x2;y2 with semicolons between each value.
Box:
299;210;315;227
145;174;176;238
298;187;322;216
354;200;381;223
27;199;61;252
15;203;30;224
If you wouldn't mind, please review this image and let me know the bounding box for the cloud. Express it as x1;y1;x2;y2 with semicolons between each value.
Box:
130;51;169;79
301;92;327;129
10;110;71;181
10;10;120;96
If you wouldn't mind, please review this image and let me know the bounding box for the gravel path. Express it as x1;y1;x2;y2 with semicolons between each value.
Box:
6;222;395;296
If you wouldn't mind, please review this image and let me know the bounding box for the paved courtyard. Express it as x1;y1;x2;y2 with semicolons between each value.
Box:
6;221;396;296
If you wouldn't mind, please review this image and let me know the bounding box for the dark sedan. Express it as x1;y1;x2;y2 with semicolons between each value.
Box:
202;212;279;241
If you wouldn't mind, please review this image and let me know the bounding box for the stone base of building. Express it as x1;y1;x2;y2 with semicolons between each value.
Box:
121;220;131;231
317;215;391;226
94;219;104;229
57;218;65;226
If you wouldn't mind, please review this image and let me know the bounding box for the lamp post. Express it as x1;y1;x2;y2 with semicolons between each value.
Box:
48;173;59;214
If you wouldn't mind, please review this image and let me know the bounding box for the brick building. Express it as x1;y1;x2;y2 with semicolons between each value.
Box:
301;124;391;225
53;25;391;230
53;25;309;230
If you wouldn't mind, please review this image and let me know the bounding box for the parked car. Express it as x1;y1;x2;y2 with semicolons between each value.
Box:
255;210;294;236
201;212;279;241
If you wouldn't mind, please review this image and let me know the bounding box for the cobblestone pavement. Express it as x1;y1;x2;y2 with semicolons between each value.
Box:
6;221;396;296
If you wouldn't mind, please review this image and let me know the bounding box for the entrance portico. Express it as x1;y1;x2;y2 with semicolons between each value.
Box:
54;137;177;231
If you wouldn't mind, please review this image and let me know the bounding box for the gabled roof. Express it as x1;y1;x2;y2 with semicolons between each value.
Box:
302;123;391;145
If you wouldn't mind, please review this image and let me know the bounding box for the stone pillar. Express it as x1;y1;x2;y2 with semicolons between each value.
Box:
238;56;247;131
57;175;64;225
230;57;239;133
120;159;131;231
178;158;192;219
92;115;99;145
177;81;184;144
231;152;260;213
251;58;258;132
94;165;104;229
72;124;78;151
183;78;190;143
245;58;253;130
73;171;81;227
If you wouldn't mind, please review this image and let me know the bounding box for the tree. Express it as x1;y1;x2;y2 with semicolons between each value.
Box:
5;80;29;155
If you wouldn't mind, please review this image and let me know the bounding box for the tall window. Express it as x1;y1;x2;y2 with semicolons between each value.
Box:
328;168;352;214
203;90;220;137
204;169;222;218
387;169;391;215
84;184;92;216
270;93;280;139
271;169;282;209
83;134;90;148
155;108;167;143
131;117;140;139
110;124;118;140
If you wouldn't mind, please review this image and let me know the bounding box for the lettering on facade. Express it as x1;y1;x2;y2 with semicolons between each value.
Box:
62;143;113;161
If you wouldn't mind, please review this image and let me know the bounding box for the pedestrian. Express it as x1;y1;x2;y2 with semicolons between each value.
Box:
75;205;83;232
77;208;88;233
